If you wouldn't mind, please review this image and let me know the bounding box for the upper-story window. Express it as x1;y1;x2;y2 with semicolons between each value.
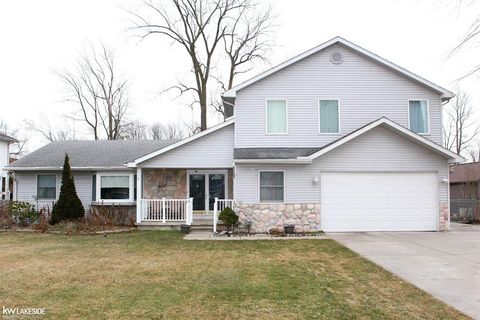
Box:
408;100;429;134
319;100;340;134
266;99;287;134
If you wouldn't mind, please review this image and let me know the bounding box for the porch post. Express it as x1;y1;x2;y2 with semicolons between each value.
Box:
136;167;142;223
5;174;10;200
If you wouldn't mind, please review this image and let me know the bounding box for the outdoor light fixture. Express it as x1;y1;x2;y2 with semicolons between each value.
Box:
312;176;319;184
441;178;449;184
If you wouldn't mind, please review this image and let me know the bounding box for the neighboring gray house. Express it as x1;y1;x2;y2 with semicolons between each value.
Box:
0;132;16;200
5;37;463;232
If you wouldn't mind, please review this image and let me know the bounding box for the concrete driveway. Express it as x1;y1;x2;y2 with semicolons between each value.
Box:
328;223;480;319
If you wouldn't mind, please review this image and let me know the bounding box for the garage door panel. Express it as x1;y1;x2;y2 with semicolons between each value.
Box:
321;172;437;232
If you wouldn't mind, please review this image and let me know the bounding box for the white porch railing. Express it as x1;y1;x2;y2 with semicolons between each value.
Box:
213;198;236;233
140;198;193;225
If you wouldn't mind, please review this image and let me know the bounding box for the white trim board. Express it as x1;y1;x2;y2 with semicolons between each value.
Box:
223;36;454;101
128;118;235;167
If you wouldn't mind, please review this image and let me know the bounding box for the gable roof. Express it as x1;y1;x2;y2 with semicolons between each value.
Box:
6;140;177;171
127;117;235;167
234;148;319;160
234;118;464;164
0;132;17;143
223;36;454;101
302;117;463;163
450;162;480;183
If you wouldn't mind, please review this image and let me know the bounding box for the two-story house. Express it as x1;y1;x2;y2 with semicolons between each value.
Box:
5;37;463;232
0;132;16;200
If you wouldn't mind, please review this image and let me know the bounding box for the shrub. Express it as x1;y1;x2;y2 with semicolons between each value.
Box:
8;201;37;226
0;202;13;227
51;154;85;224
218;207;238;231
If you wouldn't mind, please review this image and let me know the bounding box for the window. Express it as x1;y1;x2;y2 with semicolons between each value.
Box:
319;100;340;133
409;100;429;134
259;171;284;202
37;175;56;199
266;100;287;134
100;175;130;200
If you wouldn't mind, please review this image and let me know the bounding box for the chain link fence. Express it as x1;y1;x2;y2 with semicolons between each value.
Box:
450;199;479;223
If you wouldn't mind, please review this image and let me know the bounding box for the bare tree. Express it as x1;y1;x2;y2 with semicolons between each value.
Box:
57;44;129;140
444;1;480;77
149;122;185;140
121;120;148;140
26;115;77;142
0;120;27;157
444;89;480;156
131;0;273;129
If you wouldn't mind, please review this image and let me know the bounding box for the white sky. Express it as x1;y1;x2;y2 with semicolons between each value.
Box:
1;0;479;152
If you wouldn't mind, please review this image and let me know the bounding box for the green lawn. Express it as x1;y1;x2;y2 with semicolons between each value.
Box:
0;231;467;319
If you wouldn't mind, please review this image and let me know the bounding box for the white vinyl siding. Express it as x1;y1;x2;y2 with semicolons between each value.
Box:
235;126;448;204
259;171;284;202
234;44;443;148
15;171;94;211
141;124;234;168
408;100;429;134
266;100;287;134
319;100;340;133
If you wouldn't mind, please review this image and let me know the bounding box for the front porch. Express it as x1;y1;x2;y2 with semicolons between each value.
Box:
135;168;235;229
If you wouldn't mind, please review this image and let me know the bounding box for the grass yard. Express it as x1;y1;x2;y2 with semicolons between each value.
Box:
0;231;467;320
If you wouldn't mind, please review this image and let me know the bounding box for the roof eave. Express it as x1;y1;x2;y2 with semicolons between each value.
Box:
5;166;131;171
234;158;312;164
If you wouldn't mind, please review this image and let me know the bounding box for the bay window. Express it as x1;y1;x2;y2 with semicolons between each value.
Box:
97;173;134;202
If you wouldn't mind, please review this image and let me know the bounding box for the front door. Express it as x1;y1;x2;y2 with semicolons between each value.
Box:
189;174;206;211
188;172;227;213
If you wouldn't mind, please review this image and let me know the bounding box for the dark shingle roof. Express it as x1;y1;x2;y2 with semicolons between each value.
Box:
234;148;320;160
450;162;480;183
9;140;177;169
0;132;16;143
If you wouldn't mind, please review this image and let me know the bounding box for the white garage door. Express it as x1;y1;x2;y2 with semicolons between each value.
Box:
321;172;437;232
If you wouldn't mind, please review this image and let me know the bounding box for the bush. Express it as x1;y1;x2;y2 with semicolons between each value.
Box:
218;207;238;231
51;154;85;224
8;201;37;226
0;203;14;227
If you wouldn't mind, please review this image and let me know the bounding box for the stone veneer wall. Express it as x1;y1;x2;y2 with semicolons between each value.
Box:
143;169;187;199
439;202;449;231
236;203;321;233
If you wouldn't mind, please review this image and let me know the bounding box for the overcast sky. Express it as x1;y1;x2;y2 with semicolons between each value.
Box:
1;0;479;152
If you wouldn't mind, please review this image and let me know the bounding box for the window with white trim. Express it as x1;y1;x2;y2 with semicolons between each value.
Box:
37;174;56;199
409;100;429;134
266;100;287;134
319;100;340;133
100;175;130;200
259;171;284;202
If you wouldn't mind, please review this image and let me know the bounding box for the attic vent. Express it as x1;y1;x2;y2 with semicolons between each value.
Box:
330;52;343;64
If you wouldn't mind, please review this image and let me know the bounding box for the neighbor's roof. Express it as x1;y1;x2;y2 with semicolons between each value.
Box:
450;162;480;183
0;132;17;143
6;140;177;170
223;36;454;101
234;148;319;160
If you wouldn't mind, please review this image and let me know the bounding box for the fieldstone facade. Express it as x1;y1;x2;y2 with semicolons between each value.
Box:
143;169;187;199
236;203;321;233
439;202;449;231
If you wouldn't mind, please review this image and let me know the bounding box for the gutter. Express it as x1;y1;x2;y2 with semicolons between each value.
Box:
3;166;132;171
234;158;312;164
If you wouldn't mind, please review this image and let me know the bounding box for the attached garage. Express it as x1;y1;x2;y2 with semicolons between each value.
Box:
321;172;438;232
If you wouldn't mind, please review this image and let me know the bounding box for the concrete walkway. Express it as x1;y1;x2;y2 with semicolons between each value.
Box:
328;223;480;319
